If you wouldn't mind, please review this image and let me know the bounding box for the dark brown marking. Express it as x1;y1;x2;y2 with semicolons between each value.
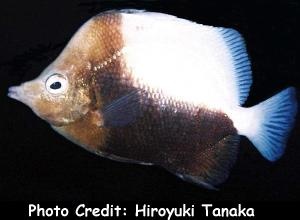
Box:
103;95;238;177
57;11;239;183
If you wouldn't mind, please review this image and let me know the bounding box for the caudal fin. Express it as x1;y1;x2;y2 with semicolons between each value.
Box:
235;87;298;161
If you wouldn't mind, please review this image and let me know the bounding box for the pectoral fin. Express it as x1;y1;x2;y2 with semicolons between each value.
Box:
102;90;142;127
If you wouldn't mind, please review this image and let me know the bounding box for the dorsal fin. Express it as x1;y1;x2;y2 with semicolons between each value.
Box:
218;28;252;105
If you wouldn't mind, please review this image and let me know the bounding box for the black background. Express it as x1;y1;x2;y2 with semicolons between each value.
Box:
0;0;299;202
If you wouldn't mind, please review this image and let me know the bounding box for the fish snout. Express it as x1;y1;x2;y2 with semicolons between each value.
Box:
8;86;22;102
8;83;37;106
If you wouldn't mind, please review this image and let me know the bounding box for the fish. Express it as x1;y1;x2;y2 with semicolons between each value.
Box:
7;9;298;189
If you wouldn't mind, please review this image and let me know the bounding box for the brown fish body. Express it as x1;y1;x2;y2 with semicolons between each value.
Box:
53;12;236;186
8;10;297;188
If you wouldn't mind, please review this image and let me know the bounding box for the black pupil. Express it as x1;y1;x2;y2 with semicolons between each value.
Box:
50;82;61;90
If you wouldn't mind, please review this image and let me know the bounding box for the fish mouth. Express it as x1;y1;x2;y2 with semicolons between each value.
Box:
8;84;44;120
8;86;22;101
7;85;32;106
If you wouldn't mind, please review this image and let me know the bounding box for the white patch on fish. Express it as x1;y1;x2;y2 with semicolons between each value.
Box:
121;11;239;111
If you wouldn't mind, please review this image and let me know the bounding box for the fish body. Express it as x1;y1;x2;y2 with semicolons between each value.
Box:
8;10;298;188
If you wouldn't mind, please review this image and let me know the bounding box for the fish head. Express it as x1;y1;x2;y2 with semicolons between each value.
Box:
8;61;92;127
7;13;121;127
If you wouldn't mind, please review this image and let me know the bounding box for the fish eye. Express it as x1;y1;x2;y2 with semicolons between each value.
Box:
45;73;68;94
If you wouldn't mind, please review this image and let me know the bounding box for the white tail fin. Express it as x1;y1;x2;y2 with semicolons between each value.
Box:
232;87;298;161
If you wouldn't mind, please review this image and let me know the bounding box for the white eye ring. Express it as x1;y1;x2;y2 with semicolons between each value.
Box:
45;73;68;95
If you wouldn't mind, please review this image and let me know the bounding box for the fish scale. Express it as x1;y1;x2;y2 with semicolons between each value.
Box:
7;10;297;189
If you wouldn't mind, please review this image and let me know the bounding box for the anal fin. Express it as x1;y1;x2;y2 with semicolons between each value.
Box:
176;135;240;189
176;173;218;190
